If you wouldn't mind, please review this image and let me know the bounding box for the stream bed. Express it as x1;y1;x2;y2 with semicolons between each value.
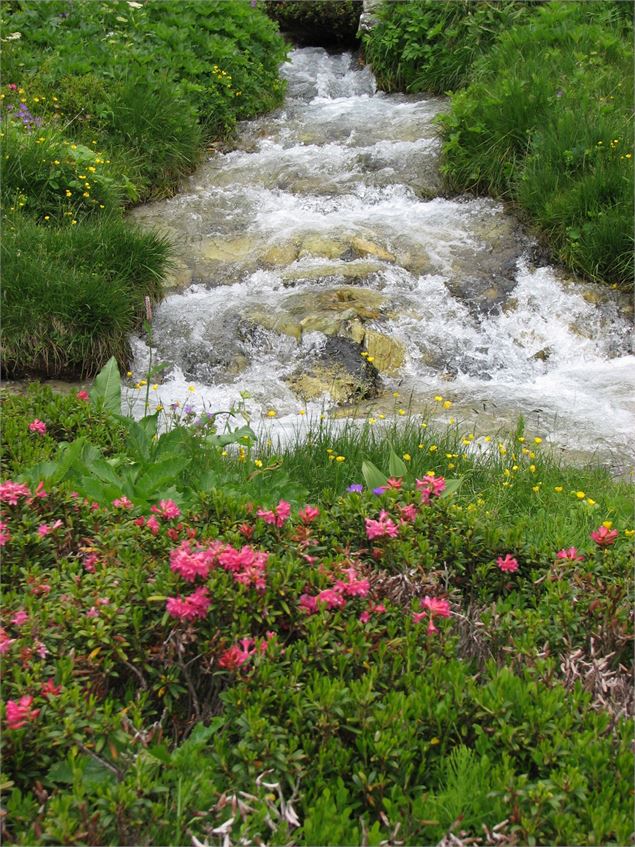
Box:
128;48;634;470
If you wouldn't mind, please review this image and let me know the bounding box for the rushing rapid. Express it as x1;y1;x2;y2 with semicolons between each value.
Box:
128;48;634;469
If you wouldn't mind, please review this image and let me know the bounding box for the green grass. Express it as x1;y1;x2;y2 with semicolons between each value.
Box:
364;1;634;288
1;214;170;378
0;0;288;379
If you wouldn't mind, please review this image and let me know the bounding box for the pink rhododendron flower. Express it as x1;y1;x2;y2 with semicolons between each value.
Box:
83;554;99;573
112;496;133;510
398;503;418;523
86;607;100;618
11;610;28;626
299;594;318;614
76;390;90;402
334;567;370;598
34;482;48;499
497;554;519;573
590;526;619;547
151;499;181;520
556;547;585;562
219;638;256;670
316;588;346;609
365;510;399;540
170;541;216;582
359;602;386;623
422;596;451;617
0;627;16;654
385;477;403;489
6;696;40;730
257;499;291;528
413;595;451;633
146;515;161;535
298;505;320;524
0;481;31;505
416;474;446;504
165;586;211;621
37;520;63;537
0;521;10;547
41;678;62;697
28;419;47;436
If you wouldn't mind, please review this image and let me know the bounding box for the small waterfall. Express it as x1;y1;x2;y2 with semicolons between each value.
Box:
128;48;634;467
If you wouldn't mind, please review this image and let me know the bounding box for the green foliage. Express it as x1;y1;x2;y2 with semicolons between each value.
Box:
0;0;288;379
1;383;633;844
364;0;634;287
265;0;362;47
363;0;535;94
438;2;634;286
1;214;170;378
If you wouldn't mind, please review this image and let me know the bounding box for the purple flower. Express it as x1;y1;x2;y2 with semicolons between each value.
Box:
373;487;386;496
183;404;194;415
347;483;363;493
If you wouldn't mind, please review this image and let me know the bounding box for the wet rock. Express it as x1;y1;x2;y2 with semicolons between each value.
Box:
530;347;552;362
260;242;300;267
281;259;384;284
396;249;434;277
364;329;405;375
242;308;302;340
350;236;395;263
201;235;256;263
162;258;193;294
287;336;380;404
299;235;348;260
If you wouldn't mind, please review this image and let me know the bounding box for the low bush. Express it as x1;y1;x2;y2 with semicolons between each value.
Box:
264;0;363;47
1;216;170;378
363;1;634;287
0;0;288;378
1;365;633;844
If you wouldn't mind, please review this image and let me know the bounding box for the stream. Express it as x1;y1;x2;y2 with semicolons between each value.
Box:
128;48;634;470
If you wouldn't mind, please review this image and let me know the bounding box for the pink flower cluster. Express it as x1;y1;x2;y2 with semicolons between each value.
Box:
257;499;291;527
218;632;276;671
0;627;16;654
416;475;446;504
412;595;451;634
299;566;370;615
28;419;47;436
497;554;519;573
591;525;619;547
169;539;269;592
0;521;10;547
365;510;399;540
5;695;40;730
151;499;181;520
0;481;31;505
359;602;386;624
298;505;320;524
556;547;584;562
166;586;211;621
37;520;63;537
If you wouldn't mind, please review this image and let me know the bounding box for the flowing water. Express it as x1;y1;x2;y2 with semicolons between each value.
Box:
128;48;634;470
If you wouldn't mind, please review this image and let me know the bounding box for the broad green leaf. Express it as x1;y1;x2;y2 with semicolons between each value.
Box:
388;448;408;478
134;457;190;497
89;356;121;415
439;477;462;499
361;459;389;491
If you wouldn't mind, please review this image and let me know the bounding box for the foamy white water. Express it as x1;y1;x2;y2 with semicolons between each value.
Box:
128;48;634;470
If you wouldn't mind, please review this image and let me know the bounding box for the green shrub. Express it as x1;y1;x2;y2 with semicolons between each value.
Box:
264;0;363;47
438;1;633;285
363;0;535;94
0;215;170;378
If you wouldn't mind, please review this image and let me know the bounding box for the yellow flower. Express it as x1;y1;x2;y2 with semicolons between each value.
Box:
65;189;72;197
367;356;375;363
221;450;228;457
484;436;491;443
434;395;443;402
575;491;586;499
266;409;276;417
554;486;563;493
88;166;96;173
82;192;90;198
534;437;542;444
517;437;525;443
378;413;385;420
126;371;133;377
529;464;536;473
71;219;77;225
498;444;507;455
402;453;411;461
297;409;306;416
503;468;511;477
53;160;60;165
398;409;406;416
532;485;541;493
254;459;263;468
79;174;86;179
155;404;163;412
512;465;519;471
420;422;427;428
368;418;376;425
138;379;147;387
443;400;452;409
418;443;424;449
187;385;196;393
392;391;399;398
602;520;613;529
448;463;455;469
624;529;634;537
449;417;455;425
326;448;334;454
429;445;438;453
361;351;368;358
43;215;50;221
151;384;158;391
586;498;596;506
336;455;346;463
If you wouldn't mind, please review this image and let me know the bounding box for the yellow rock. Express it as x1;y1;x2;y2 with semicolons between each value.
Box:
364;330;405;375
299;235;348;260
201;235;256;263
350;236;395;262
260;242;299;267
